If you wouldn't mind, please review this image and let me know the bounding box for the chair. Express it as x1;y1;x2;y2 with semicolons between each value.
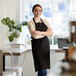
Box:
68;21;76;59
68;46;76;59
4;44;27;76
0;50;16;76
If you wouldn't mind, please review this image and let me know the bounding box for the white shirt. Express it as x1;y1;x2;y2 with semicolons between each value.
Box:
28;18;51;39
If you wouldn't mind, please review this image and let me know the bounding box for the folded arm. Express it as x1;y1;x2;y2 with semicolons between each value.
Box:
28;20;53;39
28;21;45;39
33;28;52;36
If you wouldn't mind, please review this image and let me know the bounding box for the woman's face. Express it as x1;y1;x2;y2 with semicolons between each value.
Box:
33;6;42;18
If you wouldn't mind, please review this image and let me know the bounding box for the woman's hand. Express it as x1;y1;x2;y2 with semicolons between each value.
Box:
41;28;52;36
33;31;42;35
32;30;45;38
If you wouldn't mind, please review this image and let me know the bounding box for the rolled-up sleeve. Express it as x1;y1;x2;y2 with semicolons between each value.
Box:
28;20;40;39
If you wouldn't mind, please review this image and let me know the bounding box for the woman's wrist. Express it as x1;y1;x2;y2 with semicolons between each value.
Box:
41;32;45;36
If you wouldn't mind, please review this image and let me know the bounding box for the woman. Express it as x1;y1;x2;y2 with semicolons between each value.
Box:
28;4;52;76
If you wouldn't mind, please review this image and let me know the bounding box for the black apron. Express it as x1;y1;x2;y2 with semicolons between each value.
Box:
31;18;50;72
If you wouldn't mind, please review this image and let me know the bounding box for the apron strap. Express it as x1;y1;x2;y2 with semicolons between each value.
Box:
33;18;43;24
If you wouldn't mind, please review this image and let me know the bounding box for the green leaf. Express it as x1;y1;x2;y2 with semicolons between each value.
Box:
8;34;14;42
19;25;22;27
11;20;15;24
6;17;10;25
6;17;10;21
22;21;27;26
1;18;7;25
15;25;22;32
8;24;14;32
13;32;19;38
18;27;22;32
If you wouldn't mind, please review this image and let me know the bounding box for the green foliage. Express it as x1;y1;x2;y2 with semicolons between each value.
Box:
8;33;14;42
48;36;58;45
54;36;58;45
22;21;27;26
1;17;28;42
48;37;52;45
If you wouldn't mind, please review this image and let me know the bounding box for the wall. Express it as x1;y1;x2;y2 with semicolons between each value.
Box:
0;0;7;48
0;0;20;48
6;0;20;20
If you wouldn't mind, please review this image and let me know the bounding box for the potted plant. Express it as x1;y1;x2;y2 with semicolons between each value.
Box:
1;17;27;42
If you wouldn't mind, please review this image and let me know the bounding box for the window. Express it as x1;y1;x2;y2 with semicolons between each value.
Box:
20;0;76;46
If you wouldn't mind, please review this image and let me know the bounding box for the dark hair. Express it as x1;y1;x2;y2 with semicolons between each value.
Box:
32;4;42;12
